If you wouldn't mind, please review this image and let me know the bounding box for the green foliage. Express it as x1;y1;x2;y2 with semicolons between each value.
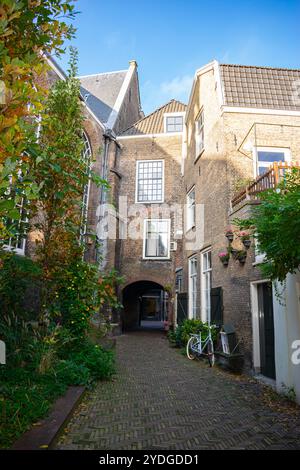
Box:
0;253;41;317
0;328;116;448
168;319;217;347
0;0;77;240
235;169;300;281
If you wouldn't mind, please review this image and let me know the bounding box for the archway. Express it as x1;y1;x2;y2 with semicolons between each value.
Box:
122;281;167;331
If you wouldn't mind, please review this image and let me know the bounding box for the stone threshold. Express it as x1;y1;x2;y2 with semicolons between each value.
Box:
11;386;86;450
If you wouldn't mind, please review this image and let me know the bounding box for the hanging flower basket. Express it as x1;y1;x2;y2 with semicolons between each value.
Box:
230;248;239;260
218;251;230;266
237;231;251;249
225;229;234;243
237;250;247;264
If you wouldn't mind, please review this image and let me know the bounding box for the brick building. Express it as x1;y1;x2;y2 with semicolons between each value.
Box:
117;100;186;330
181;60;300;401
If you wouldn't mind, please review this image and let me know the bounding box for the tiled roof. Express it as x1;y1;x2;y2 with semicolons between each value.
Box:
79;71;127;124
120;99;187;136
220;64;300;111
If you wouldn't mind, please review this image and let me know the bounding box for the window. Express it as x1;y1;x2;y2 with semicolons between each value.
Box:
189;256;198;318
4;200;27;254
195;109;204;158
186;187;195;230
143;219;170;259
136;160;164;203
175;269;183;293
165;115;183;133
3;168;28;255
201;250;212;322
255;147;290;176
80;132;92;240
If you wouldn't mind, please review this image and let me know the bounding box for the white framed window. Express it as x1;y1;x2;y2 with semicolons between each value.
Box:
80;132;92;240
195;109;204;159
3;200;27;255
253;147;290;176
201;250;212;322
3;167;28;256
164;113;185;133
136;160;164;203
143;219;170;259
186;186;195;231
188;256;198;318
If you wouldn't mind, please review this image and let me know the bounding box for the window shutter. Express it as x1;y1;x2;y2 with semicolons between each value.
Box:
210;287;223;326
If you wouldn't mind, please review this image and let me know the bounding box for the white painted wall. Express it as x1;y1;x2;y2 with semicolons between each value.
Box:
273;272;300;404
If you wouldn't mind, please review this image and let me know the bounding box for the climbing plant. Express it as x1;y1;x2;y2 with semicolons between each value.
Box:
0;0;77;243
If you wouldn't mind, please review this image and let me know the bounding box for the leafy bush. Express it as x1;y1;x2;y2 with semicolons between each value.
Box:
54;360;90;386
71;342;115;381
168;319;217;347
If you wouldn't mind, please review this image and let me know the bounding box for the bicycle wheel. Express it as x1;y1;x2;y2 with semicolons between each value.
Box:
207;339;215;367
186;336;198;360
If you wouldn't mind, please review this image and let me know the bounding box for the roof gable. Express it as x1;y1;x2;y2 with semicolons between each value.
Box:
120;99;187;136
220;64;300;111
80;71;127;125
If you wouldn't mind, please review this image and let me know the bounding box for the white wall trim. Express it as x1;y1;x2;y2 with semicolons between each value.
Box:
118;132;184;140
213;61;225;108
106;62;137;131
221;106;300;117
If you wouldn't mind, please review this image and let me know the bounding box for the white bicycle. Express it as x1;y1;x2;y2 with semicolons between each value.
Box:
186;325;215;367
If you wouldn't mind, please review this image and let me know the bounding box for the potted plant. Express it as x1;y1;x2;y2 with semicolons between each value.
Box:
218;250;230;266
225;227;234;243
238;231;251;249
236;250;247;264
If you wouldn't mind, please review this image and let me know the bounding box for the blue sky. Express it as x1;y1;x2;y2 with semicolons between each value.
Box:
58;0;300;115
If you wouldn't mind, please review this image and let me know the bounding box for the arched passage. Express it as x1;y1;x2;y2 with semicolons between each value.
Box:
122;281;167;331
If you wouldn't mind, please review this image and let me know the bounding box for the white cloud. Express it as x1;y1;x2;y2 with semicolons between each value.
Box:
141;74;193;114
160;75;193;97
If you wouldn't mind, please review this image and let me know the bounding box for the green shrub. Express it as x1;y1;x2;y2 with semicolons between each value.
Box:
54;360;90;386
169;319;217;347
72;341;115;381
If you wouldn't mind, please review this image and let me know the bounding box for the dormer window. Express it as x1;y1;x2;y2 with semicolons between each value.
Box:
164;113;184;133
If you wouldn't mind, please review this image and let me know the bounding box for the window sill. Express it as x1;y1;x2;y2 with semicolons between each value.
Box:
142;257;171;261
135;200;164;205
194;148;205;164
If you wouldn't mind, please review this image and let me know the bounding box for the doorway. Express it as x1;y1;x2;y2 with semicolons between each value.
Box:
257;282;276;379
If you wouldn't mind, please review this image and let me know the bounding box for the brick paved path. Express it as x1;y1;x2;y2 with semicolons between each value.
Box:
55;331;300;450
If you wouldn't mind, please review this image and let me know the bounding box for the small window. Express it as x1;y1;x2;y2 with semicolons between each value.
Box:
195;109;204;158
136;160;164;203
255;147;290;176
189;256;198;318
165;115;183;133
186;187;195;230
144;219;170;259
176;269;183;293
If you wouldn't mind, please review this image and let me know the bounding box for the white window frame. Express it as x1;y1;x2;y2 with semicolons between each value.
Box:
143;219;170;260
3;169;27;256
80;132;92;240
163;112;185;134
135;159;165;204
188;255;198;318
186;186;195;231
253;146;291;177
195;109;204;160
201;249;212;322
